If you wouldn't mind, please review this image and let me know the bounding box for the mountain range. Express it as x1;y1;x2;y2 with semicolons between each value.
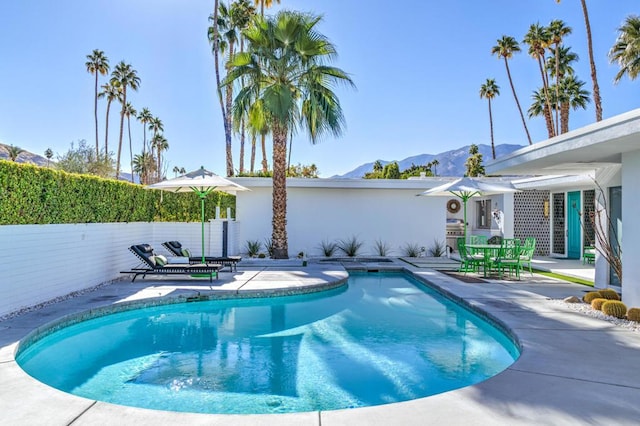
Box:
332;144;525;178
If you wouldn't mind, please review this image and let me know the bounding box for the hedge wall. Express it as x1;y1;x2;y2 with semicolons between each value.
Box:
0;160;235;225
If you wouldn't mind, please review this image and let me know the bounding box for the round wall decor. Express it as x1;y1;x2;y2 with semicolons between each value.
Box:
447;199;461;214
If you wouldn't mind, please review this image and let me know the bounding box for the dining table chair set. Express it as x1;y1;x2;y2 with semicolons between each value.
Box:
458;237;536;280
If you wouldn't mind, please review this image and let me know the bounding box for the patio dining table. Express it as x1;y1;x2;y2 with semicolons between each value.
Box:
466;243;502;277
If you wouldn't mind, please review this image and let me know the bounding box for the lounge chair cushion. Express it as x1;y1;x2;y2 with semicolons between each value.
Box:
181;248;191;257
154;255;167;266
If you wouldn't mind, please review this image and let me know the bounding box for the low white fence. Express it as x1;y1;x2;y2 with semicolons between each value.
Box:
0;220;240;318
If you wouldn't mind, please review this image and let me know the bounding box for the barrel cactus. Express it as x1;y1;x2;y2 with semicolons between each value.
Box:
627;308;640;322
591;298;608;311
601;301;627;319
583;291;603;304
598;289;620;301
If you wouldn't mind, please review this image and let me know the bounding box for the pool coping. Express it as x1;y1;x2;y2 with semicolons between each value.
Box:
2;260;640;425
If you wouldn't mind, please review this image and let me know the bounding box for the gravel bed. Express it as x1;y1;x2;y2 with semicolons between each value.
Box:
555;299;640;332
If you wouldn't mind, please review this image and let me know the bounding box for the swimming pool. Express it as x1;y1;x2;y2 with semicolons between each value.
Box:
16;272;519;414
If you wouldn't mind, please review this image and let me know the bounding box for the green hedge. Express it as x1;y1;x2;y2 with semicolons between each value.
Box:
0;160;235;225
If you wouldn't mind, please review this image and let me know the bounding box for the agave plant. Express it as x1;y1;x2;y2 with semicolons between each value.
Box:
373;239;391;256
338;236;364;257
245;239;262;258
318;239;338;257
263;237;274;258
401;243;422;258
428;239;446;257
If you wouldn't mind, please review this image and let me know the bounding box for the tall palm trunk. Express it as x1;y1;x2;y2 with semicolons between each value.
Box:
554;44;561;133
250;134;256;173
127;115;134;183
116;89;127;179
581;0;602;121
503;58;533;145
239;118;246;174
212;0;233;176
261;133;268;172
104;99;112;156
93;74;100;158
225;42;235;176
536;55;555;138
488;98;496;159
561;102;570;134
271;122;289;259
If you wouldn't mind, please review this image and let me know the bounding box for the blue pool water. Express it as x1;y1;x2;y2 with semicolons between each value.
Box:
17;272;519;414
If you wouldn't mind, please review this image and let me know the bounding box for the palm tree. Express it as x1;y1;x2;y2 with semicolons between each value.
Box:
555;0;602;121
491;36;533;145
123;102;137;182
253;0;280;16
226;11;355;258
44;148;53;167
431;159;439;176
528;87;556;126
7;145;24;162
479;78;500;159
97;82;122;158
465;144;485;177
558;76;590;132
609;15;640;83
148;116;164;166
547;46;579;133
137;107;153;155
548;19;572;132
152;133;169;181
132;151;155;185
173;166;181;177
111;61;141;180
85;50;110;158
523;24;554;138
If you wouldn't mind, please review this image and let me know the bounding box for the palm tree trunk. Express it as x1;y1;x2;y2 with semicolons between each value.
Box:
561;102;570;134
554;44;561;133
239;118;246;174
250;134;256;173
581;0;602;121
212;0;233;176
488;98;496;159
537;55;555;138
105;100;111;157
225;42;235;176
271;122;289;259
116;90;127;180
504;58;533;145
127;116;134;183
261;133;268;172
94;74;100;158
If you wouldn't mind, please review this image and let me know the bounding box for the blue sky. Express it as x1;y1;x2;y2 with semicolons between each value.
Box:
0;1;638;177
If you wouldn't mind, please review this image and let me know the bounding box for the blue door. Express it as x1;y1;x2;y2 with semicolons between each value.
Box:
567;191;581;259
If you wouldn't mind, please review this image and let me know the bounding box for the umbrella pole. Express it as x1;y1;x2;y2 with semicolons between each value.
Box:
463;199;468;243
200;194;206;264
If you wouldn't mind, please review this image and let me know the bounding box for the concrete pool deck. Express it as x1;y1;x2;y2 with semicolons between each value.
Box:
1;260;639;425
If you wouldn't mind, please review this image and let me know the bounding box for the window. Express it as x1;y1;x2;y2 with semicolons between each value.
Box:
476;199;492;229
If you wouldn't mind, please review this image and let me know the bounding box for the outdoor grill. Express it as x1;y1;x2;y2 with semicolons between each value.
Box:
446;218;465;250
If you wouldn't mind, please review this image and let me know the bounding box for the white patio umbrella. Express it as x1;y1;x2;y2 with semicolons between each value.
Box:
417;177;519;241
147;167;249;263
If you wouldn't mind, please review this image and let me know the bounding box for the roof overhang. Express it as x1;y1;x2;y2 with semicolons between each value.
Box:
486;108;640;176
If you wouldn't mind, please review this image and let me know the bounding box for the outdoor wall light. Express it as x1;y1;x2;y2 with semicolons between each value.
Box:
543;199;550;218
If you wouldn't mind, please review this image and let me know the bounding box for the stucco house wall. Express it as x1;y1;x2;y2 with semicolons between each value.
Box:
234;178;452;257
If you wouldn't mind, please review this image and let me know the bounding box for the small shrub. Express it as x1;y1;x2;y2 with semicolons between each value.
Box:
627;308;640;322
401;243;422;258
258;253;266;259
601;301;627;319
428;239;446;257
591;298;608;311
583;291;603;304
338;236;364;257
297;251;304;259
263;237;274;257
245;239;262;258
598;289;620;300
318;239;338;257
373;239;391;256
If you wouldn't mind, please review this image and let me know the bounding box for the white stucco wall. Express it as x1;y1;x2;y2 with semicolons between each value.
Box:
622;151;640;306
0;221;240;317
234;178;448;257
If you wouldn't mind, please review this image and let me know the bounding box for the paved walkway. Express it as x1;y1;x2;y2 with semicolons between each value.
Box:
1;259;638;425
